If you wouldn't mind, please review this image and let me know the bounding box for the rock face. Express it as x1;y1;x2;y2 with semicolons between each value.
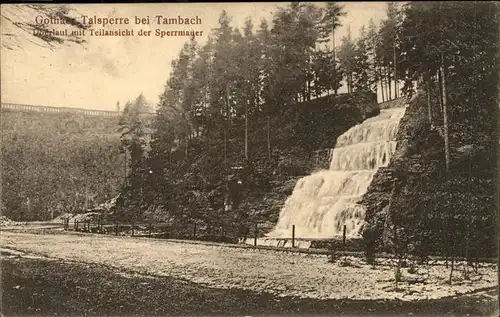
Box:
361;93;447;253
361;93;497;258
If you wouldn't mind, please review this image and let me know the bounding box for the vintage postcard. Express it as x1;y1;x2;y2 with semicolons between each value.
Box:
1;2;498;316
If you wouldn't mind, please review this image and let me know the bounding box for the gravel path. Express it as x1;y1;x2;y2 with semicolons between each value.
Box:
1;231;497;301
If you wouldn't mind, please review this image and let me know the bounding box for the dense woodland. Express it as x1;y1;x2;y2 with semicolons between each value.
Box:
114;2;399;226
1;114;124;221
113;2;498;258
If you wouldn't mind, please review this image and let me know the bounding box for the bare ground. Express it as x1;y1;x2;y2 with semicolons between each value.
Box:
1;253;497;316
1;231;497;301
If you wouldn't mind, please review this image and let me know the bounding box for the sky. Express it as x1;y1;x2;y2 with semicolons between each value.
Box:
1;2;388;111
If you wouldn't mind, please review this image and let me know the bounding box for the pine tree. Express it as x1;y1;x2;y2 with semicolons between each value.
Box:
353;25;371;92
366;19;380;95
377;3;401;100
338;26;356;93
211;10;235;164
320;2;347;95
239;17;261;161
256;18;274;161
117;94;149;222
269;3;323;105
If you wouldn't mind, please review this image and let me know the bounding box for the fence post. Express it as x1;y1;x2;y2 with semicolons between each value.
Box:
292;225;295;248
73;219;76;230
254;223;258;247
149;223;152;237
76;221;79;231
115;222;118;235
193;223;197;240
131;223;135;237
342;224;347;249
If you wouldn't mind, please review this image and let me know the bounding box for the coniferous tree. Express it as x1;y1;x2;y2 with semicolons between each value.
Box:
320;2;347;95
256;18;274;161
116;94;150;222
353;26;371;92
211;10;235;164
338;26;356;93
366;19;382;98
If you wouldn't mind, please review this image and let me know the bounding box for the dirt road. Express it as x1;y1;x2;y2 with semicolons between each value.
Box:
1;231;497;302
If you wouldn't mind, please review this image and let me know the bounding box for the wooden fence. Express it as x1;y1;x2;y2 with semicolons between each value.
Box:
63;219;349;250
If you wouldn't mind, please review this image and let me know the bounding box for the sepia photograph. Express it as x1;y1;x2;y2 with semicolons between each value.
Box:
0;2;498;316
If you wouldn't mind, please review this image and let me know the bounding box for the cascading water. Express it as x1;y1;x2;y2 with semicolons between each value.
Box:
258;107;406;246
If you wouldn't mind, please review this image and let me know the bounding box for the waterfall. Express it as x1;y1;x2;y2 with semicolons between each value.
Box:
266;107;406;240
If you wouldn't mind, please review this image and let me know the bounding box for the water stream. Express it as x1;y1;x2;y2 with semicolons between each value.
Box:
253;107;406;247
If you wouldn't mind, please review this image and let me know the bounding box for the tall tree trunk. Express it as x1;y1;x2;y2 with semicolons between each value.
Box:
244;101;248;161
224;128;227;163
440;52;450;173
393;44;398;98
267;116;271;161
307;80;311;101
184;132;188;158
387;66;392;100
437;70;444;114
384;68;389;101
333;28;338;95
124;151;127;181
464;155;471;279
84;187;89;210
426;73;433;128
379;66;385;102
224;84;230;163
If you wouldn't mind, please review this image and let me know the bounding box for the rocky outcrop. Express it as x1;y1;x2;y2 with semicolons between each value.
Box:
361;92;497;258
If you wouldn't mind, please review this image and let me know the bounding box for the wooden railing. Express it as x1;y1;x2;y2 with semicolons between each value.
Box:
1;102;123;117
